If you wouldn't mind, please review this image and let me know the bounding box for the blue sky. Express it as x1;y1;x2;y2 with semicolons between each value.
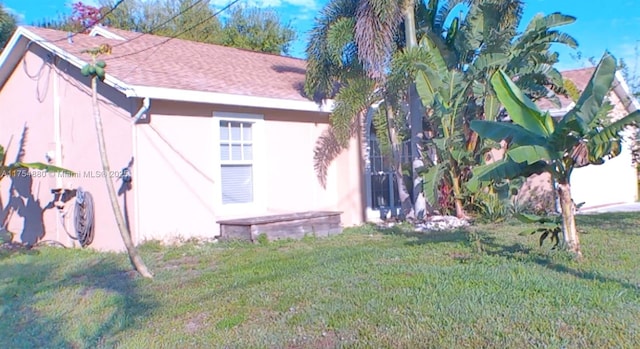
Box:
3;0;639;72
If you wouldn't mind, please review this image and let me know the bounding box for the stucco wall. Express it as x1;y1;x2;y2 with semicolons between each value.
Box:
1;44;364;250
568;92;638;208
135;101;364;243
134;102;218;242
0;44;136;251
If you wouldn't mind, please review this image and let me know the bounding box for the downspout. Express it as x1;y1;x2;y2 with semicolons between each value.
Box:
53;58;62;189
52;56;65;245
131;97;150;245
133;97;151;124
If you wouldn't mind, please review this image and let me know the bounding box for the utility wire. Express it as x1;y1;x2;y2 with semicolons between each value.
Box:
106;0;243;61
43;0;127;43
102;0;208;50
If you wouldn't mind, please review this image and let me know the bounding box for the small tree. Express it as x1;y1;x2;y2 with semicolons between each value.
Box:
470;52;640;258
0;3;17;50
81;45;153;278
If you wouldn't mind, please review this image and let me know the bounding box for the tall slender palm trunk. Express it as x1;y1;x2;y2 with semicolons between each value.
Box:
91;77;153;278
386;104;415;219
403;0;430;219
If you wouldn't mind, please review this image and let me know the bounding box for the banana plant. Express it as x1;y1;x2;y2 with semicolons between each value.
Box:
0;144;74;182
412;36;476;218
469;51;640;258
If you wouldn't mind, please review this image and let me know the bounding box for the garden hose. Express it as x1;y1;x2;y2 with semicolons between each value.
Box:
73;187;95;247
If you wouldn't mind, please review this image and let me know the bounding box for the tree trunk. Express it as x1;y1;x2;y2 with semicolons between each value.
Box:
403;1;431;219
556;180;582;258
91;77;153;278
386;104;415;220
402;0;417;48
450;168;468;219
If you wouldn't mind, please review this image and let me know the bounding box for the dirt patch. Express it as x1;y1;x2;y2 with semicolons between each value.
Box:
184;312;208;334
158;255;204;272
286;330;355;349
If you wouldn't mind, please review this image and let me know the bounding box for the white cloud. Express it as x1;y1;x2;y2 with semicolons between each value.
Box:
210;0;320;10
5;7;25;23
64;0;101;8
616;41;639;70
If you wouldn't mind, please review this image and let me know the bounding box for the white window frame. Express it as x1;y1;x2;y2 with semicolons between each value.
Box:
213;111;266;217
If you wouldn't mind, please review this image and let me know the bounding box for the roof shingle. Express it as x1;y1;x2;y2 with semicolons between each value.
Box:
24;25;310;101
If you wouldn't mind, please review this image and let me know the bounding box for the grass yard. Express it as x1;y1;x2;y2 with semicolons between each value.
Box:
1;213;639;348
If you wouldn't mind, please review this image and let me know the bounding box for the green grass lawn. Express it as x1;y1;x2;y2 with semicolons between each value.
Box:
1;213;639;348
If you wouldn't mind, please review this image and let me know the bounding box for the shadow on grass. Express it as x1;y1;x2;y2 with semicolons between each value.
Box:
376;224;471;246
476;229;640;293
576;213;640;235
376;223;639;293
0;250;157;348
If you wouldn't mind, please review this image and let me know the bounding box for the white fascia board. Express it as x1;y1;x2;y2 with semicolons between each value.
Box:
613;71;640;113
126;86;335;113
88;26;127;40
0;27;26;69
11;27;135;95
547;102;575;118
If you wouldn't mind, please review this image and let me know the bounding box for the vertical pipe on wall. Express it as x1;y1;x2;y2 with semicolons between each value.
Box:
132;123;140;245
131;97;150;244
52;57;62;244
52;57;62;189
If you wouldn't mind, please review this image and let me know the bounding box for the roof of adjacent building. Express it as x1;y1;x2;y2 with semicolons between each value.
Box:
536;67;596;111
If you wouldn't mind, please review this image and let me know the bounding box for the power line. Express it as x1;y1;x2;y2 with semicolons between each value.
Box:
102;0;208;50
43;0;127;43
21;0;127;86
106;0;243;61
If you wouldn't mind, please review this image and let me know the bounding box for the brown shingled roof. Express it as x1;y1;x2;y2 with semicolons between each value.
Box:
24;26;309;102
537;67;596;111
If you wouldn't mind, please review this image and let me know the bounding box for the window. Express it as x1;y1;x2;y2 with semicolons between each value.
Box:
219;120;254;204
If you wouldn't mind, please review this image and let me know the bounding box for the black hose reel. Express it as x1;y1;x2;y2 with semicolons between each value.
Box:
73;187;95;248
52;186;96;248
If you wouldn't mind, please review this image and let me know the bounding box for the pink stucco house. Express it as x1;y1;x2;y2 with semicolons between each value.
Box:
0;25;365;251
1;25;637;251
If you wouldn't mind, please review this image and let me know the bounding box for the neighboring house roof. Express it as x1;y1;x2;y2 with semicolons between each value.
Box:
536;67;595;111
0;25;333;112
538;67;640;116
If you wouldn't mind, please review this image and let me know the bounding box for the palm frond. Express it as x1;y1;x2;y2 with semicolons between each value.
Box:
354;0;404;79
304;0;359;101
372;104;392;155
433;0;468;33
330;77;377;146
326;17;357;67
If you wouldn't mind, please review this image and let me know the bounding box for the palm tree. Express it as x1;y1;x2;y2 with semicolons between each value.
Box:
82;45;153;278
305;0;425;220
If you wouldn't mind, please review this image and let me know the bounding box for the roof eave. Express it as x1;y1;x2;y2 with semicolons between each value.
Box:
546;102;576;118
88;25;127;40
0;27;28;87
1;26;334;114
127;85;334;113
613;71;640;113
0;26;135;96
